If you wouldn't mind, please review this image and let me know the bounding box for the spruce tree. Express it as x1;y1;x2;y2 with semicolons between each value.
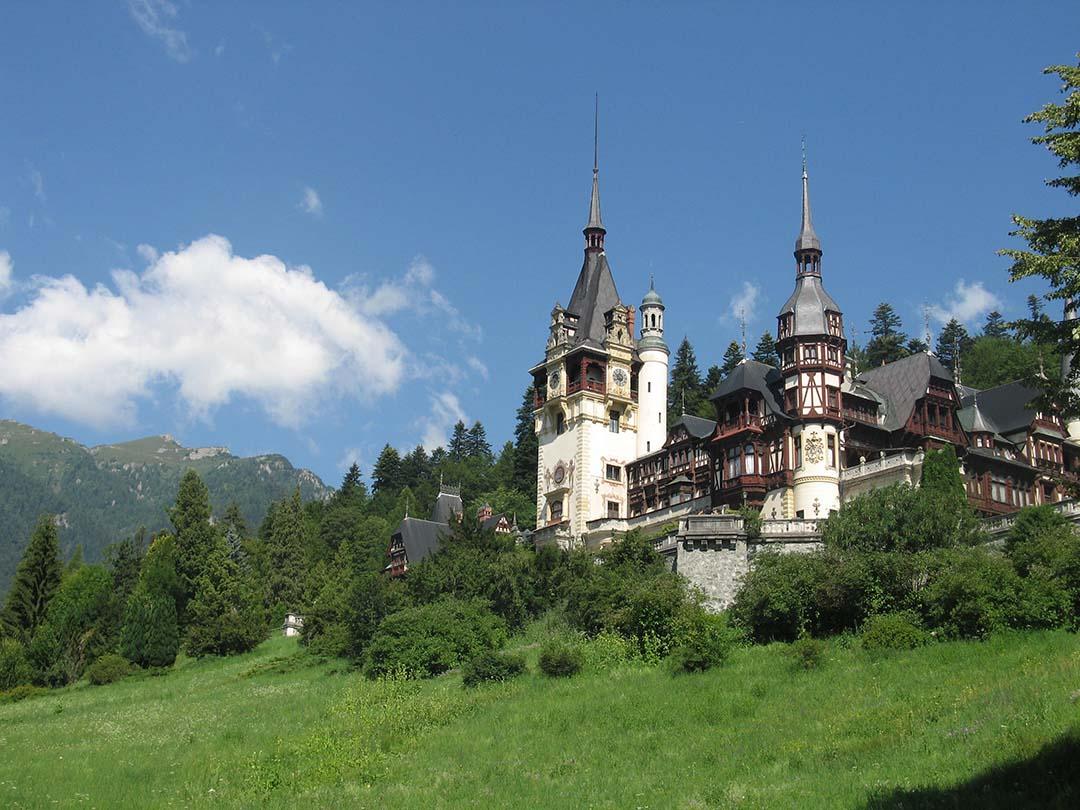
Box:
512;385;539;497
185;538;264;657
169;470;216;624
983;310;1009;338
668;337;703;423
339;463;364;500
720;340;744;376
1;516;62;643
265;489;307;616
1003;55;1080;416
448;421;470;460
371;444;403;495
106;529;145;611
752;331;778;365
935;318;972;370
466;421;493;461
702;365;722;400
221;501;248;538
865;302;910;367
400;446;430;491
120;534;179;668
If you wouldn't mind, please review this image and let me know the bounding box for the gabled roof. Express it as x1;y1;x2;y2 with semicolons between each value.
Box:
669;413;717;440
392;518;450;567
856;352;954;432
431;490;463;524
566;250;621;348
710;360;787;419
959;380;1042;438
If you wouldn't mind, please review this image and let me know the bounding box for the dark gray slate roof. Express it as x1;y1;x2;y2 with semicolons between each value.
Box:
566;250;621;348
481;514;508;532
777;275;842;337
959;381;1044;439
710;360;787;418
670;413;717;440
431;490;463;524
856;352;954;432
795;169;821;253
393;518;450;567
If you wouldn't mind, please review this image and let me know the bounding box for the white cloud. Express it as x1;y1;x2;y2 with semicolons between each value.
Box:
467;356;489;380
721;280;760;326
299;187;323;217
136;243;159;263
0;235;407;428
337;447;363;473
419;392;467;451
28;167;45;203
928;280;1002;326
0;251;12;297
128;0;192;63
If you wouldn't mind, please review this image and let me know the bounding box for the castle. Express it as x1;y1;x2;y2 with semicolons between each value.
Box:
530;139;1080;602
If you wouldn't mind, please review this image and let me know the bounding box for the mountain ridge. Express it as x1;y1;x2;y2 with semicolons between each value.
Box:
0;420;330;596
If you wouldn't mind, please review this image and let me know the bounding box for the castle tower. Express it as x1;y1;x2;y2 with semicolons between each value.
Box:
530;112;639;544
637;277;668;456
774;156;847;518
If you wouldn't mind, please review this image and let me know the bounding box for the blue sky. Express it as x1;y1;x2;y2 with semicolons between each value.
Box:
0;2;1076;486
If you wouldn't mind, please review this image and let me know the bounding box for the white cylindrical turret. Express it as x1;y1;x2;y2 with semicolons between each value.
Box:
637;280;669;457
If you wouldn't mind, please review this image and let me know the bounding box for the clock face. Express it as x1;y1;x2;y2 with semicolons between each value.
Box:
549;370;561;389
612;368;628;386
553;464;566;485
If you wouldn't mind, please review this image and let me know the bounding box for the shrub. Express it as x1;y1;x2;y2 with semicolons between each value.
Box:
670;607;736;673
364;598;505;679
538;640;583;677
0;684;48;704
860;611;929;651
580;631;637;672
0;637;33;690
462;650;526;687
919;547;1023;639
730;550;823;642
86;653;132;685
788;636;825;670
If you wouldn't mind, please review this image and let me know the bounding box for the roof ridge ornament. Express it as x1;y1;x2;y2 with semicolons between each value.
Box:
795;137;822;266
584;94;605;251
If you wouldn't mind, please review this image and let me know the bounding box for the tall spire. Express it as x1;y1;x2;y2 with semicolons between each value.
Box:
795;137;822;274
584;94;605;252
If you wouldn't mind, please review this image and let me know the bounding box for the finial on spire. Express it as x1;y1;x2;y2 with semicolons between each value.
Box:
584;94;605;250
794;138;821;263
649;273;655;290
740;307;747;357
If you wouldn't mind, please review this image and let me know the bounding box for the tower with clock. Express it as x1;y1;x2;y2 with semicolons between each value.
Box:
530;140;664;543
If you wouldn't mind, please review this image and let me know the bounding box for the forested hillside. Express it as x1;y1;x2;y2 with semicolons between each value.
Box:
0;421;329;596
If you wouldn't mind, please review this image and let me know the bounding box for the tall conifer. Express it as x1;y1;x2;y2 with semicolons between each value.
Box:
1;516;62;642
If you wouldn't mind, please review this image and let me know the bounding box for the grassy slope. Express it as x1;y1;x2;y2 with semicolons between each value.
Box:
1;631;1078;808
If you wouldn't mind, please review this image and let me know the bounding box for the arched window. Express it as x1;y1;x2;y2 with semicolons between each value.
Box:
556;412;566;435
550;500;563;522
744;444;756;474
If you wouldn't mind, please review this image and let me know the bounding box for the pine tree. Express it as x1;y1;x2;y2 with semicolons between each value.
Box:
466;421;493;461
264;489;307;616
906;336;929;354
1;516;62;643
865;302;910;367
340;463;364;499
983;310;1009;338
752;331;778;365
668;337;703;423
120;534;179;668
105;529;146;610
720;340;744;376
512;385;538;497
185;537;264;657
935;318;972;370
224;523;251;577
702;365;722;400
169;470;217;624
1027;293;1044;321
222;501;248;538
371;444;403;495
400;446;430;490
448;421;470;460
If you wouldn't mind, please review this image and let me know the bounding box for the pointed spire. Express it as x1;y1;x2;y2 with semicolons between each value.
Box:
584;94;605;252
795;137;822;267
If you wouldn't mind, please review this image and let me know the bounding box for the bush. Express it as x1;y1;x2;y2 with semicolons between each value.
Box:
860;611;929;651
462;650;526;687
0;637;33;690
788;636;825;670
538;640;583;677
670;608;736;673
86;653;132;685
579;631;637;672
364;598;505;679
919;547;1023;639
0;684;48;704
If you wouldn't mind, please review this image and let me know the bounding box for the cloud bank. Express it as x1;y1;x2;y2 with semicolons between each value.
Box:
0;235;406;428
929;280;1002;326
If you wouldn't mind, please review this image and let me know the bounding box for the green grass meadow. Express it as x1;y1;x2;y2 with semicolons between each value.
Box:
1;630;1078;808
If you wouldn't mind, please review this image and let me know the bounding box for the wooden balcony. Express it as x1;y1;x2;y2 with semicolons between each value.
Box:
715;414;763;440
566;379;605;396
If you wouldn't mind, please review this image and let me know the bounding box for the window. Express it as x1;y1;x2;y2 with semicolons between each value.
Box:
727;446;739;479
795;436;802;468
744;444;756;475
646;441;651;452
556;412;566;435
550;500;563;522
606;464;621;481
658;412;662;423
827;434;836;468
647;381;652;392
827;347;839;363
607;501;619;519
609;411;620;433
991;475;1007;503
